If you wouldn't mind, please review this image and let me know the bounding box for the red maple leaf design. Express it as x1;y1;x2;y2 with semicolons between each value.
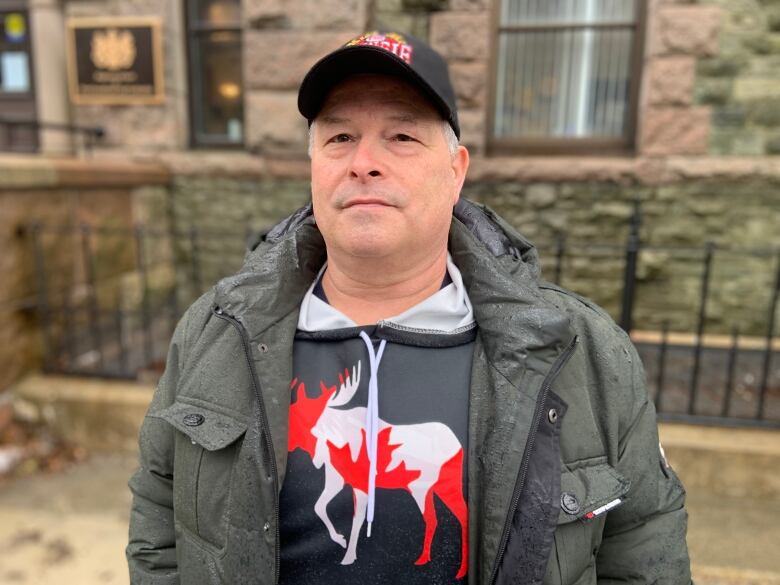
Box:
288;378;337;458
327;427;421;493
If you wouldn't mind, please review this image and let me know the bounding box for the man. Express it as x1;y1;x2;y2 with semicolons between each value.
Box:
127;31;691;585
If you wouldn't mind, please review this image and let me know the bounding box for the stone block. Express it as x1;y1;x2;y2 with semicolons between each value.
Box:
720;0;767;34
742;34;774;55
450;61;487;108
652;6;721;57
375;12;421;37
245;91;309;156
733;77;780;100
745;98;780;126
769;6;780;31
747;54;780;76
376;0;403;11
639;107;711;156
769;33;780;53
646;57;696;106
457;107;486;153
694;78;733;106
525;184;557;209
245;0;367;30
450;0;490;10
766;133;780;153
245;30;358;89
430;12;489;61
402;0;447;10
711;105;746;128
696;53;750;77
708;128;765;156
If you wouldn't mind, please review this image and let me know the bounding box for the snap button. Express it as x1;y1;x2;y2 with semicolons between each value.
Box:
561;492;580;515
547;408;558;424
263;522;270;532
183;413;205;426
257;343;268;353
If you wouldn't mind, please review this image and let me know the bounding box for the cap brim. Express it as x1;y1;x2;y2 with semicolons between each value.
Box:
298;46;454;127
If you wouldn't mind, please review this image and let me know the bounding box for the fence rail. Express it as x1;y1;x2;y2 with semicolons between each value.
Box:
0;118;105;156
20;203;780;428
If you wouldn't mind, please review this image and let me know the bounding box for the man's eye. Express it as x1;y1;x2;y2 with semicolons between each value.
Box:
394;134;416;142
327;134;352;144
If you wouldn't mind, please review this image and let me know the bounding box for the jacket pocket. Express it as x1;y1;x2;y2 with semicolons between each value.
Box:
152;398;249;553
549;460;630;585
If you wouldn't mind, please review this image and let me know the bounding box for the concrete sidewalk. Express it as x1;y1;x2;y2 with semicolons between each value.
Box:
0;452;778;585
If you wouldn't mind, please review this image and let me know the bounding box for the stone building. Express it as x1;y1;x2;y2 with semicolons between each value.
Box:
2;0;780;388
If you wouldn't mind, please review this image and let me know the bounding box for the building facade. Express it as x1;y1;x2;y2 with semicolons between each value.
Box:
3;0;780;334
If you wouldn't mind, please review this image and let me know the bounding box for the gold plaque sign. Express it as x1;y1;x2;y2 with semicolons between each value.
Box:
66;17;164;105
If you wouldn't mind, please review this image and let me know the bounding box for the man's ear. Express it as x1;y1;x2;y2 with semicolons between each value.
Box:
451;145;470;204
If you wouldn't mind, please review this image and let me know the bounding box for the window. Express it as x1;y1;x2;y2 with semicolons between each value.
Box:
490;0;644;154
0;7;37;151
186;0;244;147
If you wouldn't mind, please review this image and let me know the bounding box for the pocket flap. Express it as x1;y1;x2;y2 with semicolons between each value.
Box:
558;461;630;524
153;400;248;451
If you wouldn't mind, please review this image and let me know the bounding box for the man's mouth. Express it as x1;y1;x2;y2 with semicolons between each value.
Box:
342;197;394;208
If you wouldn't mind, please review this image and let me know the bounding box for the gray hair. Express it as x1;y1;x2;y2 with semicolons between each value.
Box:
308;120;459;158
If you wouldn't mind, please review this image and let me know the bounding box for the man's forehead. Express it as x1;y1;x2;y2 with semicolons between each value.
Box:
317;75;440;121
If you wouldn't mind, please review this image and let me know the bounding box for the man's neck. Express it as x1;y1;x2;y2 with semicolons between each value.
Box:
321;249;449;326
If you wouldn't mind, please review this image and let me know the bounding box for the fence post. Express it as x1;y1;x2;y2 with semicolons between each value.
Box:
134;225;154;368
30;222;54;372
757;249;780;419
619;200;642;333
554;232;566;286
688;241;715;416
80;224;104;371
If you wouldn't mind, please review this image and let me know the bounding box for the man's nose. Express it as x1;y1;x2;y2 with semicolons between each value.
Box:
349;138;383;181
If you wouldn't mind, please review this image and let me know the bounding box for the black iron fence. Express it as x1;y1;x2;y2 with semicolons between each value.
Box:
20;204;780;428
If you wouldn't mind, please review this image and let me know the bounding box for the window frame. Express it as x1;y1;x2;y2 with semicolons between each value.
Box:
486;0;647;156
0;4;38;152
184;0;245;149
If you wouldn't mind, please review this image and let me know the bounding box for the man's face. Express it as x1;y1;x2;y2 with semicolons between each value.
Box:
310;74;469;266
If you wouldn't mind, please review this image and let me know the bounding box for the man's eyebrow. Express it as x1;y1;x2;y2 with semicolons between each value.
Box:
318;115;349;125
387;113;419;124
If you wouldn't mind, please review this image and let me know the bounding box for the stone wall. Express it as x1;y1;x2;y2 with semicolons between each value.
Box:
162;163;780;338
695;0;780;155
464;176;780;336
0;157;170;393
168;174;311;304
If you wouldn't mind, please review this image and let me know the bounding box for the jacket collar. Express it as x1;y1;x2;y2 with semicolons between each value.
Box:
214;199;571;354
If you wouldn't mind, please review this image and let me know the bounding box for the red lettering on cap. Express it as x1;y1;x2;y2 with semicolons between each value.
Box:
345;31;414;64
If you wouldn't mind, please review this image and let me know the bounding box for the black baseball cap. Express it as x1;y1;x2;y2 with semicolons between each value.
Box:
298;31;460;139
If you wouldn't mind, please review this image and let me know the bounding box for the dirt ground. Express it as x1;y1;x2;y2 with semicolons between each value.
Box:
0;454;136;585
0;453;778;585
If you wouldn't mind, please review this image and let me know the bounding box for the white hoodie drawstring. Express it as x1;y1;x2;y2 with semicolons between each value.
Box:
359;330;386;538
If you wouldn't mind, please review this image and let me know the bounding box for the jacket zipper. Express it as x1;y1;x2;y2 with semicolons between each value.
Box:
489;335;579;585
213;306;281;584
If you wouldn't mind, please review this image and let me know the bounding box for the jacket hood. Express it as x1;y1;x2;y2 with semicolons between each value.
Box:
214;198;572;386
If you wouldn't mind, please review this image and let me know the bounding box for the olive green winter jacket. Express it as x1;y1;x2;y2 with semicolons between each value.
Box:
127;199;691;585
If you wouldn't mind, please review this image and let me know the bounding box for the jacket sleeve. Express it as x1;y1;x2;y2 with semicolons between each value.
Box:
126;309;192;585
596;341;692;584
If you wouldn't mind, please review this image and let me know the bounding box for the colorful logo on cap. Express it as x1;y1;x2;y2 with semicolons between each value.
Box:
345;31;413;64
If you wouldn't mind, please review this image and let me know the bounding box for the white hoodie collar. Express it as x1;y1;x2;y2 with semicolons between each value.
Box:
297;253;475;333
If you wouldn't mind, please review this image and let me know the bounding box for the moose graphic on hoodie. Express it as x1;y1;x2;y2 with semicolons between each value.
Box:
285;359;469;581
